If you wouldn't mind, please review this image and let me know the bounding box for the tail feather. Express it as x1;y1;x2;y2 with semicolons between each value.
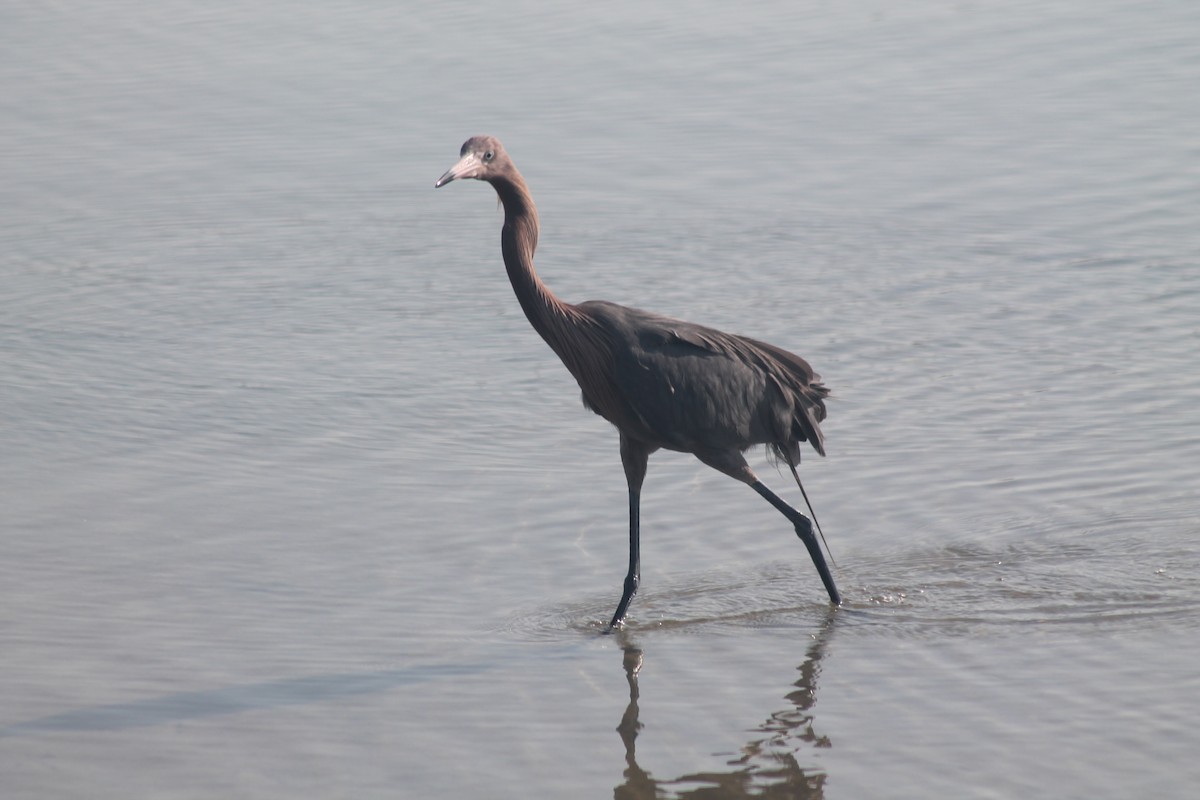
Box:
787;461;836;567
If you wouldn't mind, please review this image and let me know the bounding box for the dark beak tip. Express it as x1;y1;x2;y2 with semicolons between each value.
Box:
434;166;459;188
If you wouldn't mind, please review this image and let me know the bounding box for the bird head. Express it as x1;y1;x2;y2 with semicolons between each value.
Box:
435;135;508;187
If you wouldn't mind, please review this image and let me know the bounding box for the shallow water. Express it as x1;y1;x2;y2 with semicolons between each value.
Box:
3;1;1199;797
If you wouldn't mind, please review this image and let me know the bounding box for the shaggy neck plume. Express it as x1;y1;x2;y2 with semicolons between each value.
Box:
490;172;585;354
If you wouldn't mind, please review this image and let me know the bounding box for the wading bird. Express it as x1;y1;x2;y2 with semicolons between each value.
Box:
436;136;840;628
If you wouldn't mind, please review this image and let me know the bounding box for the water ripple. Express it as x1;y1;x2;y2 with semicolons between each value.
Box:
501;525;1199;641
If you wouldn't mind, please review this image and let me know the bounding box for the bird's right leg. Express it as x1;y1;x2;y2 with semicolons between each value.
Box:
694;449;841;607
751;480;841;606
609;435;651;630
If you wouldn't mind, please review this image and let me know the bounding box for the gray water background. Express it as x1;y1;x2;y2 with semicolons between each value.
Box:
3;1;1199;797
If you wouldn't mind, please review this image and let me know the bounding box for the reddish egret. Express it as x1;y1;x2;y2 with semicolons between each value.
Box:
436;136;840;628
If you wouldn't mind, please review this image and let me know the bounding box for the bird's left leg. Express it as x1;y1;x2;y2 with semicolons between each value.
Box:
609;434;651;630
694;449;841;606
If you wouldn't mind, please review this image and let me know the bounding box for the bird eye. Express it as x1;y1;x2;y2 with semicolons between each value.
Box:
483;150;494;162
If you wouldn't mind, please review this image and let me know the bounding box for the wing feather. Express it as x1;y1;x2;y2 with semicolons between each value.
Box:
576;301;828;458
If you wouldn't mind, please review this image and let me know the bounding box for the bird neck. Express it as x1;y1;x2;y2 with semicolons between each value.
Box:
489;169;627;433
492;173;579;346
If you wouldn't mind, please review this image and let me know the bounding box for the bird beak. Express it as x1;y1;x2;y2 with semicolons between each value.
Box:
435;152;481;188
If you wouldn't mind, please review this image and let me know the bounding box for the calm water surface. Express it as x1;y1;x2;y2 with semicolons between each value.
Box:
3;1;1199;798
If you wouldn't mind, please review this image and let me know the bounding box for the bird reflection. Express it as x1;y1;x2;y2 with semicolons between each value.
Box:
612;612;836;800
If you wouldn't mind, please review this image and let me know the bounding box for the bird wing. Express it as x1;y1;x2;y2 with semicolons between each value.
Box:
578;301;827;457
